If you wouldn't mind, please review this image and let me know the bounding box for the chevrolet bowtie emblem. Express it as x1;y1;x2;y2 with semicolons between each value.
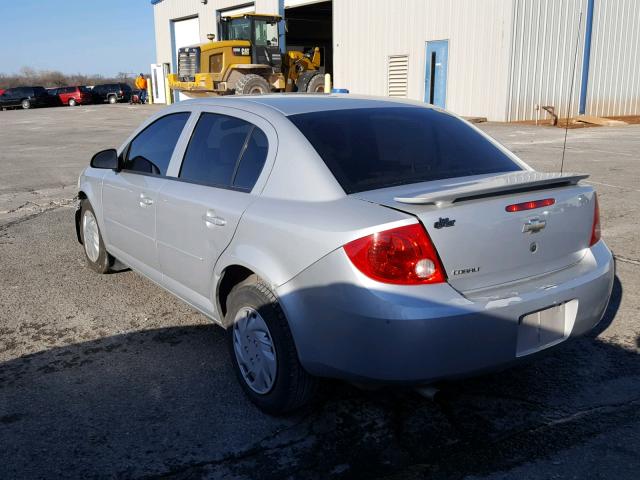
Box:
522;217;546;234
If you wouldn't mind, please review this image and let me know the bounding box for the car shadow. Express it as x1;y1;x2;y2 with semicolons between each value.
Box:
0;275;635;480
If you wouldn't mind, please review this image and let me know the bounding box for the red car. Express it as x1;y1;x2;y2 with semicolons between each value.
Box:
51;86;93;106
0;89;5;96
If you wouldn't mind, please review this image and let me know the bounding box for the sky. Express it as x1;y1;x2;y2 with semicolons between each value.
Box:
0;0;156;76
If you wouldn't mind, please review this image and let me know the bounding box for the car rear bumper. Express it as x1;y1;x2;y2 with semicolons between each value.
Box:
276;240;614;383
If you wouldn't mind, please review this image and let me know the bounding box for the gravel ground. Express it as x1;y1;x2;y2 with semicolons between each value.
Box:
0;104;638;479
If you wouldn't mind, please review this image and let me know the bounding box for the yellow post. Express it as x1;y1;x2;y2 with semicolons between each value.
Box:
146;77;153;105
165;76;173;105
324;73;331;93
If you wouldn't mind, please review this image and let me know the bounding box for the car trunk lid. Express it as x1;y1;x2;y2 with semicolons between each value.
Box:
352;172;596;292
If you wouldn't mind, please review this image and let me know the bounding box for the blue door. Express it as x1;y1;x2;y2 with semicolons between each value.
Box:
424;40;449;108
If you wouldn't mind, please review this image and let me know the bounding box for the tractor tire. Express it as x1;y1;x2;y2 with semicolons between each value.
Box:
235;74;271;95
295;71;317;93
306;74;326;93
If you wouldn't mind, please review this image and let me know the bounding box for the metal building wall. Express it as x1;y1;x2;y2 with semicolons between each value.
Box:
333;0;515;121
586;0;640;116
507;0;588;122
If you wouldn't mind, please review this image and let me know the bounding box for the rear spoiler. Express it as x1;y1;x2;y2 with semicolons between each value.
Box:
394;172;589;206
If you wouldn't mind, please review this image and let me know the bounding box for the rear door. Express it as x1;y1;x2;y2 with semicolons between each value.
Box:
101;112;191;281
156;107;274;314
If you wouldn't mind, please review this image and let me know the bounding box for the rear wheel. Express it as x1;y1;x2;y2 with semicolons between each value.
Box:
21;99;31;109
226;276;318;414
306;74;326;93
235;74;271;95
68;98;77;107
108;95;117;104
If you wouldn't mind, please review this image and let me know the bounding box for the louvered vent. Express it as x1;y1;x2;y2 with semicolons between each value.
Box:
387;55;409;98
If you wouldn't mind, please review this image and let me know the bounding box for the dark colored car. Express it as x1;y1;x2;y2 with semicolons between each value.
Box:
50;86;93;106
91;83;132;104
0;86;53;110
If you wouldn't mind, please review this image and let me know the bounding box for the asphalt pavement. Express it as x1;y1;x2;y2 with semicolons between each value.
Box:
0;103;638;479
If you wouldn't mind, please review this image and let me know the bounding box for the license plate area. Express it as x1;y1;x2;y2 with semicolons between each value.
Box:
516;299;578;357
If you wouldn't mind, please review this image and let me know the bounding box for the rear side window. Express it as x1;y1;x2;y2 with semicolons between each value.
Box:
289;107;522;193
179;113;268;191
123;112;190;176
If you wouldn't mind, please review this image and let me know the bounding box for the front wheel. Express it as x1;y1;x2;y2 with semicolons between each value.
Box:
21;99;31;109
80;200;113;273
69;98;77;107
306;74;326;93
108;95;117;104
226;276;318;414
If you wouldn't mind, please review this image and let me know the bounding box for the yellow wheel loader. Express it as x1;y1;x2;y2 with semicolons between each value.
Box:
168;14;325;97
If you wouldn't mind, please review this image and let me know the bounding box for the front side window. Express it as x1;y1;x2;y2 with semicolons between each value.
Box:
289;107;522;193
123;112;190;176
179;113;268;191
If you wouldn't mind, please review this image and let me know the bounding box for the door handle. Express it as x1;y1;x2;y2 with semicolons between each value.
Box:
204;211;226;227
139;194;154;207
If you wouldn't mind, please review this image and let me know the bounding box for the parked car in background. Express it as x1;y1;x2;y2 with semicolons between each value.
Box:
91;83;132;104
76;95;614;414
0;89;5;96
0;86;53;110
50;86;93;106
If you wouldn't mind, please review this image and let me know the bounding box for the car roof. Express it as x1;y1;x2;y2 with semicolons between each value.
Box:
176;94;434;117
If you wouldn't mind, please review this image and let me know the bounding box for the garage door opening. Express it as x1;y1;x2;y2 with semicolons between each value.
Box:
285;1;333;76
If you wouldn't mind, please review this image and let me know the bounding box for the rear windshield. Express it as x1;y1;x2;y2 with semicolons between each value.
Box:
79;86;91;93
289;107;522;193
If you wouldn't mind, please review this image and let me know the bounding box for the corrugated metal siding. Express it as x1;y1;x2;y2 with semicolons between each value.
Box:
333;0;515;121
387;55;409;98
586;0;640;116
507;0;587;122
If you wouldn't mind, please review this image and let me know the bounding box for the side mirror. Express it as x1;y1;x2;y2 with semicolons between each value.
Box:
90;149;120;170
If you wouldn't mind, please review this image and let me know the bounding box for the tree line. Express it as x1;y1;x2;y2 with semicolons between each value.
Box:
0;67;135;89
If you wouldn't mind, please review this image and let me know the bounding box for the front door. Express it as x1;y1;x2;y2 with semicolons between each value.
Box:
424;40;449;108
157;110;271;316
101;112;191;280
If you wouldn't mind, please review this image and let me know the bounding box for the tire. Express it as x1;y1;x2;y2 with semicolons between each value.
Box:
306;74;326;93
79;200;113;274
68;98;77;107
295;71;316;92
108;95;117;104
21;99;31;110
226;275;318;414
234;74;271;95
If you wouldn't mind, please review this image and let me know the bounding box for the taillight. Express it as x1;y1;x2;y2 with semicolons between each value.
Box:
343;223;446;285
590;194;601;246
505;198;555;212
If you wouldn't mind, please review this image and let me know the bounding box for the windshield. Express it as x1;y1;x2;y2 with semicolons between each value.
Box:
289;107;522;194
226;18;251;41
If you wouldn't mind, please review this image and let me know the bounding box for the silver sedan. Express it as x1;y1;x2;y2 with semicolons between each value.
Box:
76;95;614;414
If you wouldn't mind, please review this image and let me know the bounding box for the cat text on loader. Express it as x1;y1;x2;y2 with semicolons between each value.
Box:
167;14;325;97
